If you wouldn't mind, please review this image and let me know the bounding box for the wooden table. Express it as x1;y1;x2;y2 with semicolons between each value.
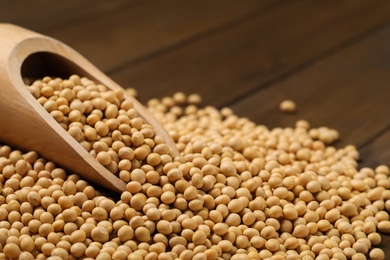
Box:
3;0;390;258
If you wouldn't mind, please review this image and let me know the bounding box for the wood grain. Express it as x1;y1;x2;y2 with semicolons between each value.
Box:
359;128;390;169
44;0;275;72
0;0;140;32
108;0;390;107
230;25;390;148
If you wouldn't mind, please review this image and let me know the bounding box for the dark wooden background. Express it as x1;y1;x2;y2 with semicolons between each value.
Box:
2;0;390;257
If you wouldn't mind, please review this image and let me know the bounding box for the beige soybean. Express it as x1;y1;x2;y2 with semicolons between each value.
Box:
11;76;390;259
279;100;297;113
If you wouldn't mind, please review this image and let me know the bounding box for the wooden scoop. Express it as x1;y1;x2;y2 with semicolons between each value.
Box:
0;23;178;193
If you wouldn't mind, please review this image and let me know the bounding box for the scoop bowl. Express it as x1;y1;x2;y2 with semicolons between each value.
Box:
0;23;178;192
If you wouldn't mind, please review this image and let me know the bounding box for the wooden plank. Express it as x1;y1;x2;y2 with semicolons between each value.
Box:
359;129;390;169
45;0;276;72
0;0;140;32
230;24;390;149
107;0;390;106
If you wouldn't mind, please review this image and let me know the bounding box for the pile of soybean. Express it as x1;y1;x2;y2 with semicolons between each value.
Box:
2;74;386;259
